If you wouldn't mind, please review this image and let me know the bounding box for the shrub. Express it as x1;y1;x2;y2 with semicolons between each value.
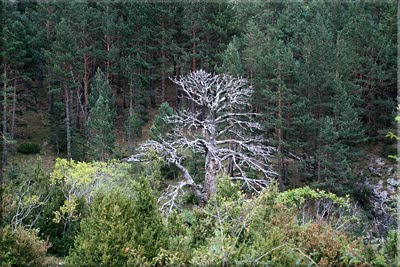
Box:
65;179;165;266
383;230;398;266
276;186;361;232
36;187;82;257
185;180;375;266
17;143;41;154
2;158;52;229
0;226;50;266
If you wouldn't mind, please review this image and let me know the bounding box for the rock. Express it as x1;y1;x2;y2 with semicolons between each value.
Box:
386;167;393;175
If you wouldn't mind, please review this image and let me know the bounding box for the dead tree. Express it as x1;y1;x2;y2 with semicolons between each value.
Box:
128;70;276;212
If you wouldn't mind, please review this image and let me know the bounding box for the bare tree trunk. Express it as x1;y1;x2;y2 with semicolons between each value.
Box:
10;72;17;155
65;86;71;160
3;64;8;167
204;151;217;203
204;112;217;203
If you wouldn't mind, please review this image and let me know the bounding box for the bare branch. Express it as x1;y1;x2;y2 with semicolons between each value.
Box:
130;70;276;212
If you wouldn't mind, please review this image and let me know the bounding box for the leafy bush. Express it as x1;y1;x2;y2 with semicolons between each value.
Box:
65;178;165;266
17;143;41;154
383;230;398;266
36;187;83;257
168;178;379;266
276;186;361;232
0;226;50;266
2;158;52;229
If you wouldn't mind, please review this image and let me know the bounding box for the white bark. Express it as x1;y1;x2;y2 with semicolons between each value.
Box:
128;70;276;212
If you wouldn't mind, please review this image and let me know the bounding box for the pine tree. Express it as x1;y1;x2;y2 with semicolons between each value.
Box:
1;2;33;163
92;2;121;86
152;3;179;103
242;16;296;189
120;2;154;122
44;15;79;159
149;102;174;142
86;69;115;161
338;2;397;137
217;39;243;76
67;1;97;126
316;116;352;193
124;111;142;147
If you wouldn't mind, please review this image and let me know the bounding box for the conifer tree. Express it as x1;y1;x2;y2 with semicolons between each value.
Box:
152;4;179;103
149;102;174;142
124;111;142;147
218;39;243;76
45;16;79;159
86;69;115;161
1;5;22;164
242;19;296;189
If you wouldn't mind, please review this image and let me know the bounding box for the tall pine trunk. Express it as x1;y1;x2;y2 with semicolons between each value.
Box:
65;86;71;159
277;63;283;191
106;37;111;83
161;20;166;103
10;73;17;155
129;80;133;112
76;87;81;129
2;64;8;167
83;54;89;122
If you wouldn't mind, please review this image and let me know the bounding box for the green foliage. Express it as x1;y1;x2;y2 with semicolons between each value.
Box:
65;179;165;266
149;102;175;142
218;38;243;76
2;158;51;229
50;158;132;225
167;180;375;266
1;2;397;265
153;211;193;266
383;230;399;266
35;187;81;257
386;104;400;162
277;186;350;207
86;69;116;161
0;226;50;267
17;143;41;154
124;111;142;143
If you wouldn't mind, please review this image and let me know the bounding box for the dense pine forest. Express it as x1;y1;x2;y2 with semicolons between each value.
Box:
0;0;398;266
